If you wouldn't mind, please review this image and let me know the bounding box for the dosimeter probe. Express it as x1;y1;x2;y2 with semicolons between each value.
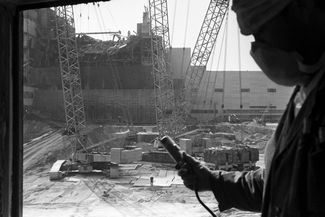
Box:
159;135;184;164
159;135;217;217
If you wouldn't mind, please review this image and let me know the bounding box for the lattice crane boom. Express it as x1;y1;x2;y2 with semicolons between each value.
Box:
55;6;86;135
184;0;229;106
149;0;180;135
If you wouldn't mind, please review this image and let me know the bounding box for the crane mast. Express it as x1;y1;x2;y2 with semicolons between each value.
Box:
55;6;86;135
184;0;229;111
149;0;180;135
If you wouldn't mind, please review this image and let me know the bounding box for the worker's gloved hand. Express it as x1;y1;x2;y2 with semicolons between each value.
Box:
177;152;214;191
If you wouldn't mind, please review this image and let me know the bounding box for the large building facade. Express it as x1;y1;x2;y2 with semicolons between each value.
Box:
23;8;293;124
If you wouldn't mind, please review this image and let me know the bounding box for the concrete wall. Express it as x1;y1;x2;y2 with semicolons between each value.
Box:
33;89;156;124
26;35;292;123
31;70;293;123
111;148;142;164
28;65;154;89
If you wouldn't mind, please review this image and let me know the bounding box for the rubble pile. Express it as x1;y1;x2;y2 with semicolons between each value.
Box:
204;146;259;170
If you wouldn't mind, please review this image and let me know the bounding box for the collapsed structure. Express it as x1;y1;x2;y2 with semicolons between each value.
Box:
23;8;292;125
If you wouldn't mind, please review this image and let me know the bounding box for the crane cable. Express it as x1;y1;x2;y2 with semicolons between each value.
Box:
170;0;178;46
203;42;217;104
97;3;111;41
200;44;216;116
106;4;118;31
207;11;228;112
221;10;229;112
92;4;105;40
237;24;243;109
87;4;90;32
180;0;191;81
78;5;82;33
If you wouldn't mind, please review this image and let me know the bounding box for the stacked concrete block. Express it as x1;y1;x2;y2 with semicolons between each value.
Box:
111;147;143;164
214;140;223;147
110;164;119;178
204;148;228;166
249;148;259;162
223;148;234;164
179;138;192;154
238;148;250;163
136;142;154;152
213;132;236;141
202;137;214;148
204;145;259;168
111;148;123;164
137;132;159;143
120;148;142;163
231;148;240;164
191;136;205;153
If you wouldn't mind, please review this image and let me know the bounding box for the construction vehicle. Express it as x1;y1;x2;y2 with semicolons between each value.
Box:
50;5;136;180
55;5;86;135
49;133;126;180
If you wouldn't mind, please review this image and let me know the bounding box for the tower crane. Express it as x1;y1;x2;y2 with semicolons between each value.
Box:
54;6;86;135
181;0;229;120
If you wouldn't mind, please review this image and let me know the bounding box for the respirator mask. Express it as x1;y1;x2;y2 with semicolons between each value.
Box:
250;41;325;87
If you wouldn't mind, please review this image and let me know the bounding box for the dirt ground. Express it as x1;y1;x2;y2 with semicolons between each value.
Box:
23;120;272;217
23;163;263;217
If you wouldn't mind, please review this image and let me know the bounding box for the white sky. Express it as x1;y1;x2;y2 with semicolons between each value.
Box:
73;0;260;71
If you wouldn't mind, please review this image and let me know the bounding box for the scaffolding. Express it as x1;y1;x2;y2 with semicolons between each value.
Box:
55;6;86;134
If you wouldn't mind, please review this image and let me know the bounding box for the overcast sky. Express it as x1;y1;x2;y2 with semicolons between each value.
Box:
73;0;260;71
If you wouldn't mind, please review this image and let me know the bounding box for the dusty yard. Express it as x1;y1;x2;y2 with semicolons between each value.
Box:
23;162;263;217
23;120;271;217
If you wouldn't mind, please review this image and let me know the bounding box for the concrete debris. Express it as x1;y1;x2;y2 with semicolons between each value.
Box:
136;131;159;143
24;120;275;217
204;146;259;168
111;147;142;164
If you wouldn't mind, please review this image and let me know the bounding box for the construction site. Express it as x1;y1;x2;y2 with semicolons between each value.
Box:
23;1;289;217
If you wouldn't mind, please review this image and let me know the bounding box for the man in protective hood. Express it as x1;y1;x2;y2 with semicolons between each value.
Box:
178;0;325;216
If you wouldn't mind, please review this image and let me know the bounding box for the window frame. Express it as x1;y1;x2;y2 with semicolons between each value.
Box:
0;2;111;217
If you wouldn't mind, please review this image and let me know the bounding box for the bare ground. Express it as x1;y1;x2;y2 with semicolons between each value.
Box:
23;121;271;217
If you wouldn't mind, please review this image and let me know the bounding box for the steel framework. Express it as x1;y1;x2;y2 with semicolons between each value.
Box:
55;6;86;135
149;0;181;135
184;0;229;106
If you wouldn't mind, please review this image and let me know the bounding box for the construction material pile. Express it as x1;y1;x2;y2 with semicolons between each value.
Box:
173;122;274;170
204;146;259;170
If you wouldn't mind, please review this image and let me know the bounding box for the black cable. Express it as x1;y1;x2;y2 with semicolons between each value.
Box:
195;189;217;217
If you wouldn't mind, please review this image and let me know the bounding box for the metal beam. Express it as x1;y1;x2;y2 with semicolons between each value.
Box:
185;0;229;107
149;0;181;135
75;31;121;35
55;5;86;134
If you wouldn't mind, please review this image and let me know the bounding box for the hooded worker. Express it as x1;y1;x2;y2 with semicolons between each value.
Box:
177;0;325;216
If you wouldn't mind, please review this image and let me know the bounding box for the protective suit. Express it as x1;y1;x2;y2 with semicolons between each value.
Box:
208;65;325;216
